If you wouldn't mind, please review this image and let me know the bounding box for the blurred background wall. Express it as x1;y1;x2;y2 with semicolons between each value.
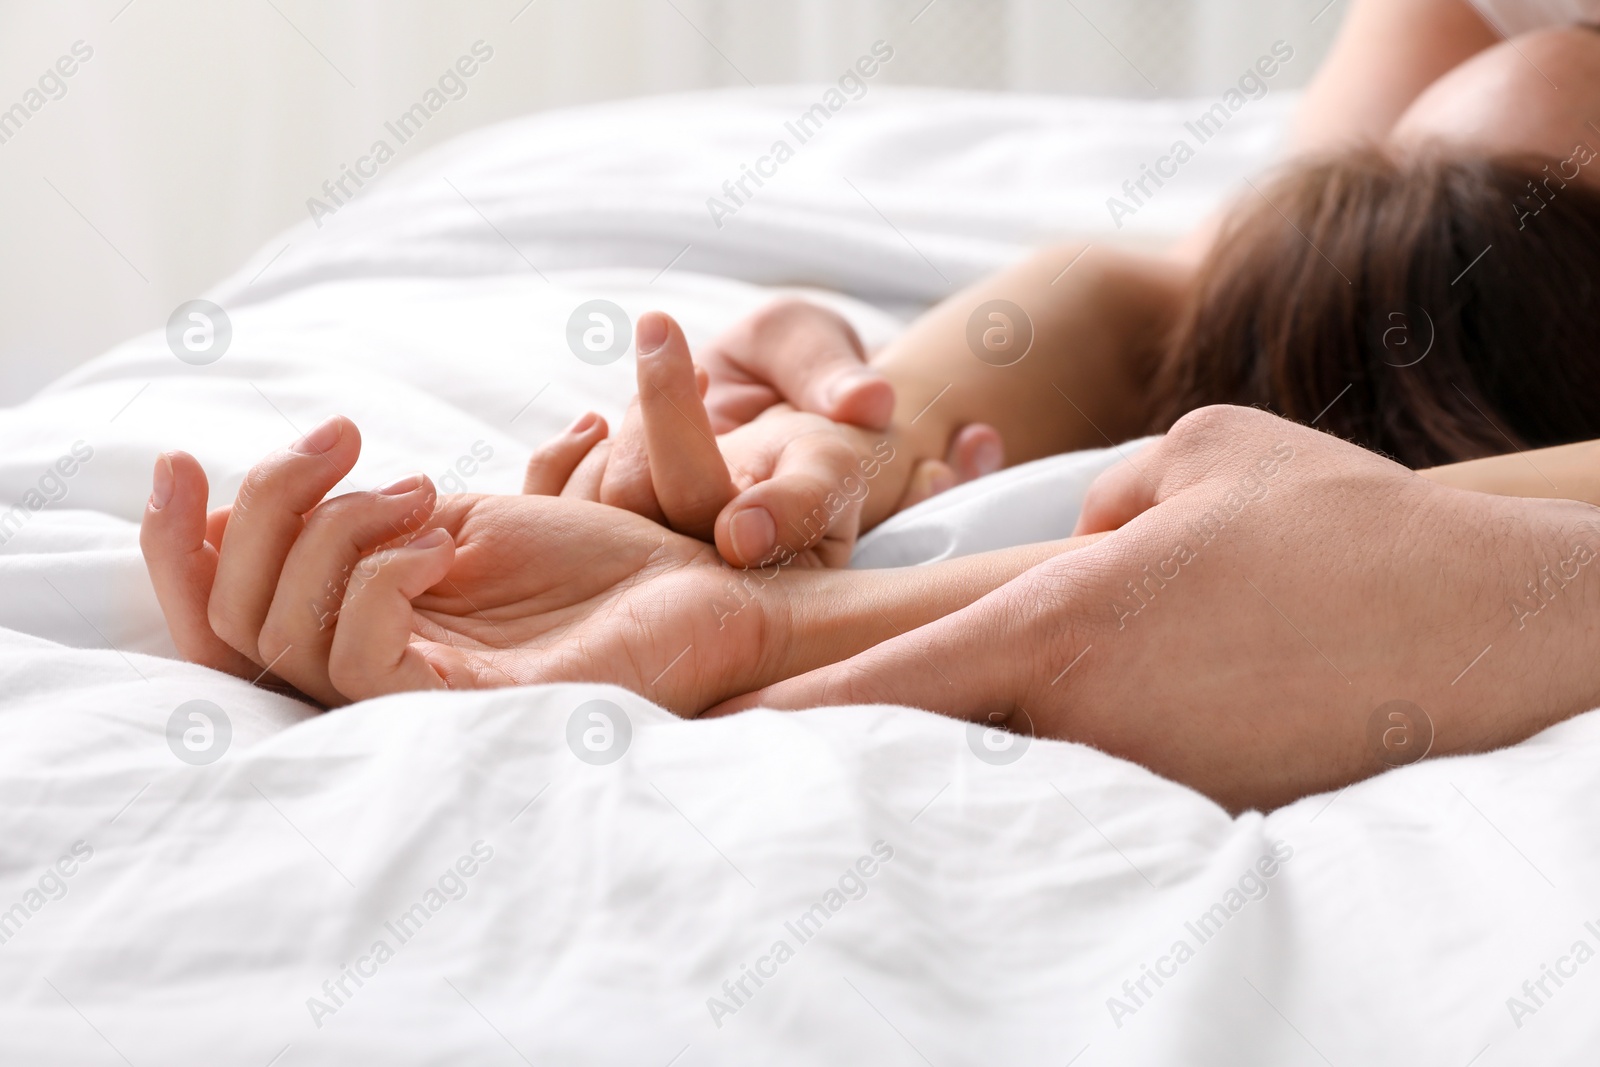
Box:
0;0;1341;402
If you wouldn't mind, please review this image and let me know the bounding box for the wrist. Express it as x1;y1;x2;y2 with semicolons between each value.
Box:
735;535;1098;702
836;423;905;531
840;411;954;531
732;563;933;697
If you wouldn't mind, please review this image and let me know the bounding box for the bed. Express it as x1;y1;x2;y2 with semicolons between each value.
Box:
1;85;1596;1065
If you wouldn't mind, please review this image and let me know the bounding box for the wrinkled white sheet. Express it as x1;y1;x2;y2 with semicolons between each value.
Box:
2;87;1597;1066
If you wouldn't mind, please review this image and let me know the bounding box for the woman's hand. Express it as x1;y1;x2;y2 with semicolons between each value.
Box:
524;311;874;567
139;417;798;712
694;297;895;434
538;308;1004;566
139;411;1059;711
698;299;1008;508
279;490;789;715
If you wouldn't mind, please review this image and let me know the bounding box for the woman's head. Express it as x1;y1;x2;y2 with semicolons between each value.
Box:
1151;146;1600;467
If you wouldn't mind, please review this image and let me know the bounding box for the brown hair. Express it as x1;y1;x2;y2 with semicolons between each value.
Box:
1149;147;1600;467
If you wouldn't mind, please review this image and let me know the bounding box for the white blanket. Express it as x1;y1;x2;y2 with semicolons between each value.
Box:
2;87;1597;1066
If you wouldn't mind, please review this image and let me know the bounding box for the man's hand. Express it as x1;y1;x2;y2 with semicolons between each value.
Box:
725;406;1600;812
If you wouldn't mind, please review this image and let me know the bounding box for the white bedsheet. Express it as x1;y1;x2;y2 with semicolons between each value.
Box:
2;87;1597;1066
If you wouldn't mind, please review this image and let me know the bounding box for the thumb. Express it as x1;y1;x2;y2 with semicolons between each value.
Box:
1077;408;1292;534
1073;445;1164;535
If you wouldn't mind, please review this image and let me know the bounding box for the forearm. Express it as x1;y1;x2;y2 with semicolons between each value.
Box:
1419;440;1600;507
855;244;1186;528
760;534;1103;691
775;432;1600;704
1289;0;1496;153
1165;4;1497;269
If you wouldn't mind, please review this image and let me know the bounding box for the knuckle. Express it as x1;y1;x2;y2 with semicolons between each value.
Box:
305;491;362;527
1167;404;1233;442
811;433;861;477
347;548;390;593
232;465;277;514
206;600;252;657
257;623;295;671
325;654;372;700
234;449;327;518
1168;403;1268;447
776;491;840;549
749;297;814;332
750;299;858;352
523;441;565;475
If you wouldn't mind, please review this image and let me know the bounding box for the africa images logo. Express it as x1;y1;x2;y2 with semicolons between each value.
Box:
1105;40;1294;229
305;41;495;228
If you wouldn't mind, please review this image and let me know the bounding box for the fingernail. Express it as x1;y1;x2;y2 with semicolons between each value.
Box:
636;312;669;355
150;454;174;510
377;472;425;496
927;467;956;496
409;528;450;550
292;416;343;455
972;437;1003;477
729;507;776;567
569;411;598;434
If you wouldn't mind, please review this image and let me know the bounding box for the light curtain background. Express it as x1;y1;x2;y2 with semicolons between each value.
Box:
0;0;1338;402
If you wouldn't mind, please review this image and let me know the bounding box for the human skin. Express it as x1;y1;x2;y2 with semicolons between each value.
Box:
763;21;1600;526
1387;25;1600;185
566;304;1008;561
1420;439;1600;506
140;13;1600;804
727;406;1600;812
548;312;870;568
847;243;1187;530
1289;0;1500;154
139;416;1087;712
135;310;1030;708
144;404;1600;813
558;17;1600;554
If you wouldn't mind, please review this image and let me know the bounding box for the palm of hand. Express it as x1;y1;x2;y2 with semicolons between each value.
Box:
396;493;774;714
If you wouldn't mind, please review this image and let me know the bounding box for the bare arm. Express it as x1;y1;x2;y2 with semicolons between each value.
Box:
1292;0;1498;152
841;2;1498;527
769;533;1103;683
739;407;1600;812
846;243;1189;528
1420;439;1600;506
1169;0;1499;262
735;2;1502;534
